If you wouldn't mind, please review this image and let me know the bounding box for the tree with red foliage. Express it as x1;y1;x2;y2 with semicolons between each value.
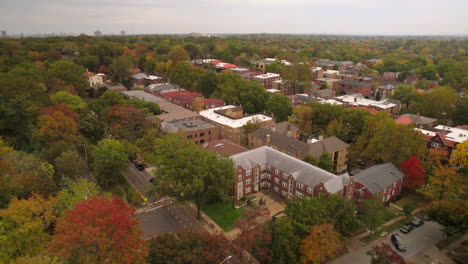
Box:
98;65;109;74
48;196;147;264
105;104;150;141
367;243;406;264
232;207;272;263
401;156;426;189
41;102;79;121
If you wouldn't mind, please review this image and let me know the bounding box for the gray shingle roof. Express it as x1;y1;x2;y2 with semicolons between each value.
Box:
353;163;404;194
231;146;343;192
249;128;348;158
338;79;370;87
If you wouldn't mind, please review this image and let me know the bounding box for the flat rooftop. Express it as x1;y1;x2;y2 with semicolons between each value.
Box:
121;90;163;102
336;94;396;109
199;105;273;128
253;73;281;79
162;118;215;133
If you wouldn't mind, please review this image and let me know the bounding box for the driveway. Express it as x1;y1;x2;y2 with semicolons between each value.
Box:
330;221;445;264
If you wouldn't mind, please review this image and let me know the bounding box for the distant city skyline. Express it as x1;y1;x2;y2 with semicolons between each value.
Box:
1;0;467;36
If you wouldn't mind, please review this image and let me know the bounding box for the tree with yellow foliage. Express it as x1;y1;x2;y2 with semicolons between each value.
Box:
450;141;468;167
419;165;465;201
299;223;342;264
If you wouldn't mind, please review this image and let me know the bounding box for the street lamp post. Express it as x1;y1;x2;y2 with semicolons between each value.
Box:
220;255;232;264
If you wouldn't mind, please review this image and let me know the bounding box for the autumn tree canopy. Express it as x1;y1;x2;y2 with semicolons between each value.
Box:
48;196;147;264
401;156;426;189
299;223;342;263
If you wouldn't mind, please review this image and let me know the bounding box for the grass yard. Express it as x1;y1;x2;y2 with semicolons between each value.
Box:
360;219;407;243
383;206;403;222
394;192;429;208
203;202;245;232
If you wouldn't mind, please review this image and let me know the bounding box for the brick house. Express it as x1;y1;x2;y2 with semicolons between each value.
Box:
161;118;219;145
252;73;282;90
335;79;372;97
345;163;404;207
240;70;264;82
199;105;274;146
248;128;349;173
202;139;248;156
231;146;349;201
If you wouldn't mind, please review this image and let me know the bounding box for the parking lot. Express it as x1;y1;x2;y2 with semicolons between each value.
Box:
330;220;445;264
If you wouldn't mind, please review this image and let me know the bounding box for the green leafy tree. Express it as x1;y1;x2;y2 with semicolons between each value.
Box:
214;70;245;104
318;152;335;173
266;94;293;122
50;91;85;112
10;255;64;264
168;45;190;61
427;200;467;234
454;98;468;125
54;149;86;181
46;61;88;96
359;197;386;235
239;81;270;114
152;133;234;219
303;155;319;166
390;85;418;107
271;217;299;264
168;61;203;90
326;119;351;142
87;90;126;116
56;178;100;214
110;56;134;84
91;139;128;187
197;70;218;97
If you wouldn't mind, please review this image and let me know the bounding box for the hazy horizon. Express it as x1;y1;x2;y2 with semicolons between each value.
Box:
1;0;468;36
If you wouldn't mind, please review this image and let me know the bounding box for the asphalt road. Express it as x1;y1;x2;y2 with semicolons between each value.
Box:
126;165;155;201
330;221;445;264
138;202;206;240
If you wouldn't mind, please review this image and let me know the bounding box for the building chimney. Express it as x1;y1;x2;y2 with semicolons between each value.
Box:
319;135;324;141
354;97;357;103
266;134;271;146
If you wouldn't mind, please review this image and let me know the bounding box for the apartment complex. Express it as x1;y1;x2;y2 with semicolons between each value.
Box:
249;129;349;173
199;105;274;146
231;146;349;201
252;73;282;90
161;118;218;145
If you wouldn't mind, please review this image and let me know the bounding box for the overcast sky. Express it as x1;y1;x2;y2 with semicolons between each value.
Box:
1;0;467;35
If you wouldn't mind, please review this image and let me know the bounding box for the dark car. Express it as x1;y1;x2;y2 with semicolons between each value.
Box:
134;163;145;171
412;216;424;227
391;234;407;252
400;223;414;234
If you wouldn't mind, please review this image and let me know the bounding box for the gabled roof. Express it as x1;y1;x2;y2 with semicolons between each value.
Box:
231;146;343;192
249;128;348;157
353;163;404;194
397;114;436;126
203;139;248;156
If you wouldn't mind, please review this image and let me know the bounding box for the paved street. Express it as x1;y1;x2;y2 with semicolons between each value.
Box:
125;165;155;201
330;221;445;264
138;202;206;240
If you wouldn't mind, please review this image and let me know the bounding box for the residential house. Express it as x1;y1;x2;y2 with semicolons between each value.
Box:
252;73;282;90
231;146;349;201
289;94;322;106
395;114;437;128
248;129;349;173
240;70;264;82
381;72;398;82
313;89;336;99
199;105;274;146
86;72;107;87
374;84;396;101
422;125;468;159
161;118;219;145
345;163;404;206
311;67;324;79
316;78;341;90
131;73;165;87
335;79;372;97
164;91;204;109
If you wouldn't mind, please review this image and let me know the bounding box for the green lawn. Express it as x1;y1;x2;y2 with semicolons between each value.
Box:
203;202;245;232
383;206;402;222
394;192;429;208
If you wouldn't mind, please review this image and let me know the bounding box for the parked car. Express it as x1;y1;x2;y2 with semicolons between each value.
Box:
391;234;407;252
134;163;145;171
412;216;424;227
400;223;414;234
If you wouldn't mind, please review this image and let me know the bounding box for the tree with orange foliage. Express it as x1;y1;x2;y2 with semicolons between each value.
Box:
299;223;342;264
98;65;109;74
37;107;81;146
48;196;147;264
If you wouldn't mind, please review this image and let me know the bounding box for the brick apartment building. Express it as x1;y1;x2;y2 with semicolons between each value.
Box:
231;146;349;201
335;79;372;97
345;163;404;207
199;105;274;146
249;129;349;173
161;91;225;110
252;73;282;90
161;118;219;145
